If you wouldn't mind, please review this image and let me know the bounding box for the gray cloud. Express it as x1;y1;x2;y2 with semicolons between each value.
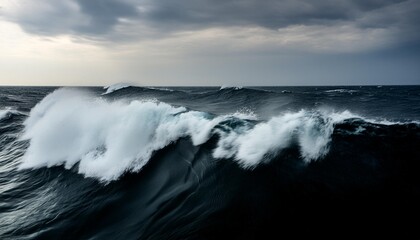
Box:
356;0;420;43
1;0;419;86
1;0;136;35
2;0;419;48
74;0;137;34
142;0;404;29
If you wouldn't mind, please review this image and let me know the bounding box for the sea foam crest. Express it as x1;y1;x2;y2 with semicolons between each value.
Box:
212;110;354;168
0;108;13;121
220;85;243;90
325;89;358;93
20;89;225;181
20;88;359;181
103;83;132;95
0;107;22;121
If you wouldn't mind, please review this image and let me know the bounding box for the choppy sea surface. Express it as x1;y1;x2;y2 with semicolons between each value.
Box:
0;85;419;239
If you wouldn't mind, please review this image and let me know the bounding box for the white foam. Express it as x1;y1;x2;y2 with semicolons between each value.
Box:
220;85;243;90
0;108;12;120
0;107;21;121
325;109;418;126
213;110;351;168
20;88;227;181
102;83;132;95
325;89;358;93
146;87;174;92
231;108;258;121
20;88;412;181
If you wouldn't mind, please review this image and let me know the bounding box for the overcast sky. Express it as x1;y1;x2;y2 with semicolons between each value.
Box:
0;0;419;86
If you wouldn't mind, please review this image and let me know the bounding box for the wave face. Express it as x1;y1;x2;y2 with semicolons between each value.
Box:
103;82;132;95
0;107;22;121
19;89;371;181
20;89;221;181
1;85;420;239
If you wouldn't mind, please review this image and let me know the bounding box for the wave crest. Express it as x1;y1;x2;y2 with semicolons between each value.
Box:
0;107;23;121
220;85;243;90
20;89;223;181
325;89;358;93
102;83;132;95
19;88;387;181
213;110;350;168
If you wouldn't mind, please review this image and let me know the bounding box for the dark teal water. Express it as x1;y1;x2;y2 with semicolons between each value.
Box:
0;86;419;239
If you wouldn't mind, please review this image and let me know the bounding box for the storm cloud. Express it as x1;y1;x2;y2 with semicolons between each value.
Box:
142;0;403;29
2;0;419;48
0;0;419;86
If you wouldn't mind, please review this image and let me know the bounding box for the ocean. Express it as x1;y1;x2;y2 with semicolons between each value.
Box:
0;85;419;239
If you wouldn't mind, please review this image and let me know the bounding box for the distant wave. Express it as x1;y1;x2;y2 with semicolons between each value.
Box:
220;85;243;90
17;88;416;182
146;87;174;92
0;107;22;121
103;84;183;95
102;83;132;95
216;86;276;96
325;89;359;93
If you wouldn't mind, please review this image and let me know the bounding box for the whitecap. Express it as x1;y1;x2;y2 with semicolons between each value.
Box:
102;83;132;95
20;88;416;181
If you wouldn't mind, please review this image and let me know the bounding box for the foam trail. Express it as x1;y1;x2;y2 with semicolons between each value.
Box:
146;87;174;92
20;88;384;181
325;89;358;93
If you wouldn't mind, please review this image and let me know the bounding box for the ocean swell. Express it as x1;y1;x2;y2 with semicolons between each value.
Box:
102;83;132;95
19;88;400;181
0;107;22;121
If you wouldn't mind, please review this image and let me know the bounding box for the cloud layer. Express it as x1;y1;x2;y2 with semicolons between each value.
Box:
1;0;419;86
1;0;419;52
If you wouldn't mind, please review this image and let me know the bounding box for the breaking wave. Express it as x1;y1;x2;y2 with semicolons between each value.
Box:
102;83;132;95
0;107;23;121
17;88;409;182
2;85;420;239
325;89;359;93
220;85;243;90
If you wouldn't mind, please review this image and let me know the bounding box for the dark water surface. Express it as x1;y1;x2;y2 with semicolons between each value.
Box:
0;85;419;239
